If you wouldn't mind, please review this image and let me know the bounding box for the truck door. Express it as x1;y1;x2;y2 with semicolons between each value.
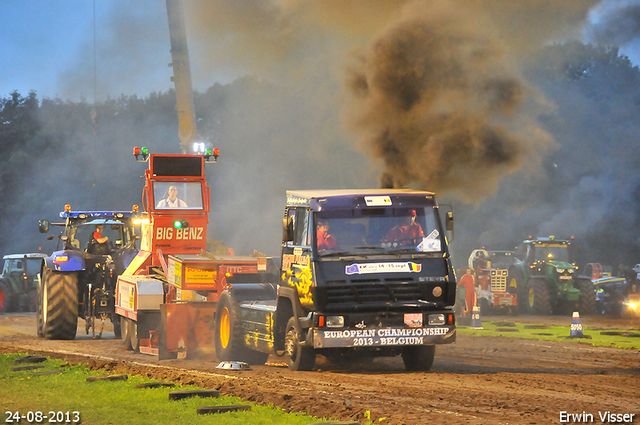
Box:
281;207;315;308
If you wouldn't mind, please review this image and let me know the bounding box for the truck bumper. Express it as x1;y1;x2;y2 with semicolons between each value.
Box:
310;310;455;349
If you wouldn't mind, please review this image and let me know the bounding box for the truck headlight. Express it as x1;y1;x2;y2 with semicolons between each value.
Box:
557;268;565;273
326;316;344;327
428;314;445;325
432;286;443;297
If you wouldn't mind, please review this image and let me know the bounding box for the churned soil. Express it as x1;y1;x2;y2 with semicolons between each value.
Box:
1;313;639;424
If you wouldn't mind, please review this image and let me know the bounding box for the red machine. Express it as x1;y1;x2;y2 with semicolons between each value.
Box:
468;249;517;315
115;148;265;358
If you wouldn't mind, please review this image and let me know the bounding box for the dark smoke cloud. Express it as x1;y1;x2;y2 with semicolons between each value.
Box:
344;2;554;201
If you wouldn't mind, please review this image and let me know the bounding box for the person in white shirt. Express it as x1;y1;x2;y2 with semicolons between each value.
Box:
156;185;188;208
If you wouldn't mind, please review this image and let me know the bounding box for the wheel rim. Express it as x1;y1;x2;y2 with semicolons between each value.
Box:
509;277;518;291
284;327;297;361
0;289;5;311
219;307;230;349
528;287;534;307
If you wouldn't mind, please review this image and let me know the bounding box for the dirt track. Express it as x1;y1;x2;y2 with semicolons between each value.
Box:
1;313;639;424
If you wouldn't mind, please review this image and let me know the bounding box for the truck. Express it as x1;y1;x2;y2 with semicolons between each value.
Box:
468;249;517;315
506;236;594;315
36;208;140;339
116;150;457;371
216;189;457;371
0;253;47;313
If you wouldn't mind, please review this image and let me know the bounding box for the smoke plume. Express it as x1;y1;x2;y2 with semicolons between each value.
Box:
343;1;576;201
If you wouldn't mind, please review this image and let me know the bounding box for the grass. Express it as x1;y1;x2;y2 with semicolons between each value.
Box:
0;353;332;425
457;320;640;350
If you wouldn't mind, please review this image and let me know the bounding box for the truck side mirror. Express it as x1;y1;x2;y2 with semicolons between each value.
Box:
282;217;294;242
39;219;50;234
446;211;454;231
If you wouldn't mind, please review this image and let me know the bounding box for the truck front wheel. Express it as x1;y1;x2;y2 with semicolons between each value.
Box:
284;316;315;371
41;270;78;340
215;290;269;365
402;345;436;371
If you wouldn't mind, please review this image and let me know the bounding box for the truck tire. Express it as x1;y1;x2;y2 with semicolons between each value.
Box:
284;316;315;371
525;277;551;315
574;277;596;315
0;279;15;313
128;319;139;351
121;316;132;350
215;290;269;365
112;315;122;339
507;269;525;314
402;345;436;372
42;270;78;340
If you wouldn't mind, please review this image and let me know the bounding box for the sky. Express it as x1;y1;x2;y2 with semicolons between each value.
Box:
1;1;174;101
3;0;639;102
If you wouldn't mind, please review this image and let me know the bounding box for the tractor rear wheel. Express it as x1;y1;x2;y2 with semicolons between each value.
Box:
284;316;315;371
507;269;525;314
36;273;44;337
574;277;596;315
42;270;78;340
215;290;269;365
0;279;15;313
525;277;551;315
402;345;436;371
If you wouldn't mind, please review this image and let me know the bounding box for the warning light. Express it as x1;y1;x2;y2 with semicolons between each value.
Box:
133;147;149;162
64;204;71;212
173;220;189;229
133;205;139;213
203;147;220;163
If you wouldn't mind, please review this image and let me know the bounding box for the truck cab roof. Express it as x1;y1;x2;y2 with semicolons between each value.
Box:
286;189;437;210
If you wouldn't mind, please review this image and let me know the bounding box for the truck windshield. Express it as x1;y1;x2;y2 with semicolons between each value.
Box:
153;181;204;210
532;244;570;263
315;207;443;256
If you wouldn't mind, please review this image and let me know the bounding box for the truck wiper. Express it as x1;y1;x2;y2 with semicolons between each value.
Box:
319;251;353;257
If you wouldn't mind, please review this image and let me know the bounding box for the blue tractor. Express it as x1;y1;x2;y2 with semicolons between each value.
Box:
37;206;140;339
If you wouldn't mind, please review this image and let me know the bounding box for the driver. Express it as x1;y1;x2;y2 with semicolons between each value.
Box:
317;220;338;252
384;209;424;245
88;224;110;255
156;185;188;208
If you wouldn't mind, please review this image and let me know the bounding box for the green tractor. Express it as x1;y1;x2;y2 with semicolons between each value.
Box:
507;237;594;315
0;254;47;313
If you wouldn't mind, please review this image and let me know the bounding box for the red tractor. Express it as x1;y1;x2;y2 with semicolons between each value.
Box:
468;249;517;315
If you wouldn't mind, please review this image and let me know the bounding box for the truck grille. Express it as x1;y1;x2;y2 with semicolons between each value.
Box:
490;269;508;293
322;278;424;309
